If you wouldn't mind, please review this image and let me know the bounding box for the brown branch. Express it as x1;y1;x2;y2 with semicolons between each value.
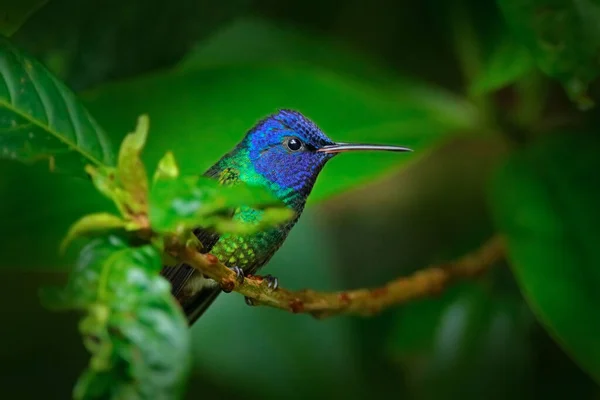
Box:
168;235;505;318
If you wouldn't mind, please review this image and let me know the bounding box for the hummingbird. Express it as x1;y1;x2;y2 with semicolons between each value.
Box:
161;109;412;325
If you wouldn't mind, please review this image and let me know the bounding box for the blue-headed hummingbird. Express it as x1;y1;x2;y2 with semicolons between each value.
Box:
161;109;411;325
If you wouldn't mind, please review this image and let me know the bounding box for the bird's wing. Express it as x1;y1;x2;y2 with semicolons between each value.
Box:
159;226;221;297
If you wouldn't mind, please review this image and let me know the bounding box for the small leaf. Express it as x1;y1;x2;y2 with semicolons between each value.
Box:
490;131;600;383
42;236;191;399
153;151;180;183
117;114;149;214
497;0;600;109
85;164;127;215
0;37;115;174
60;213;126;254
205;207;295;236
0;0;47;37
149;175;290;234
80;116;151;229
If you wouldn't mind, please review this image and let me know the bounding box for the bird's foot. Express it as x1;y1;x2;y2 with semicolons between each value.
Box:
229;266;245;284
243;273;278;307
263;274;279;290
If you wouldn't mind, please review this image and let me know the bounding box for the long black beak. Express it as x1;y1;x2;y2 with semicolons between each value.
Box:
317;142;413;154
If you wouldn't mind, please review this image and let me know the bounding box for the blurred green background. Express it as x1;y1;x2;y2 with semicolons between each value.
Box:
2;0;600;398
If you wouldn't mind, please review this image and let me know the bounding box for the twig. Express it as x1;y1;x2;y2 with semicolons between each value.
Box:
168;235;505;318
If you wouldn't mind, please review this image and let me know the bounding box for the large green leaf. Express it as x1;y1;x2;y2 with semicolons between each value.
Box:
0;0;47;37
490;131;600;383
497;0;600;108
42;235;191;399
83;68;477;205
82;16;479;204
0;37;114;174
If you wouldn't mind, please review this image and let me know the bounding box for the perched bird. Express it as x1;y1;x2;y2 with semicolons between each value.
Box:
161;109;412;325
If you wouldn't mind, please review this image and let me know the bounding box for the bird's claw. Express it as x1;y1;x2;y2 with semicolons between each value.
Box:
264;274;279;290
229;266;245;284
241;273;277;307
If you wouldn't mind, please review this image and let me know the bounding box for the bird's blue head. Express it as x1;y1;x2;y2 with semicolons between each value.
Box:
244;109;335;194
239;109;412;201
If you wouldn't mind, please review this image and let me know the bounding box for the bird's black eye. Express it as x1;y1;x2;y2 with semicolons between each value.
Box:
285;137;303;151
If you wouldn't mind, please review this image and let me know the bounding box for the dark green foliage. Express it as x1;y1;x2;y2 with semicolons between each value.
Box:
0;0;46;36
498;0;600;108
491;132;600;383
1;0;600;398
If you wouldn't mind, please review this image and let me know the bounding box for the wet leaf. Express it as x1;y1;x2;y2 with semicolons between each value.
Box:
41;236;191;399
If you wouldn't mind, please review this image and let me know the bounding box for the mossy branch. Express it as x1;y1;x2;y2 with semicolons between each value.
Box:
167;235;505;318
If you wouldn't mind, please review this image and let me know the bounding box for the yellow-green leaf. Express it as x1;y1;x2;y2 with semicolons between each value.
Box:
60;213;126;254
153;151;180;183
117;114;150;214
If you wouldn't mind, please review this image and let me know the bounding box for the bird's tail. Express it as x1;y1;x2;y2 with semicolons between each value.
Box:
183;286;221;325
161;263;222;325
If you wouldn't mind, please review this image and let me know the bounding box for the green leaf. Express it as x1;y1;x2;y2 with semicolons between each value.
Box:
153;151;179;183
60;213;126;254
0;0;47;37
149;175;292;234
81;115;150;227
0;37;114;174
470;33;535;95
490;131;600;383
204;207;295;236
82;16;480;204
83;66;477;205
497;0;600;109
42;236;191;399
117;114;150;214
